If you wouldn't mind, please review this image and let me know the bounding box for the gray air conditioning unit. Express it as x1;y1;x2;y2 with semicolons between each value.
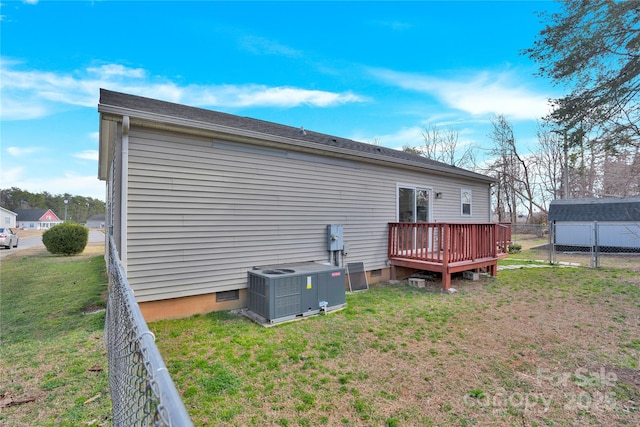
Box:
247;262;346;324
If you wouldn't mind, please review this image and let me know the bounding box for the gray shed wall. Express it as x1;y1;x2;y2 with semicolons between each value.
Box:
555;221;640;248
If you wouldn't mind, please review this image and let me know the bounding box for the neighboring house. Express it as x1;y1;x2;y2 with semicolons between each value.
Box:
86;214;106;229
98;89;497;321
15;209;63;230
548;196;640;250
1;207;17;228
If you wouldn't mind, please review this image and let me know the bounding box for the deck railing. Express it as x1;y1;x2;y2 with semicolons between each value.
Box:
388;222;510;263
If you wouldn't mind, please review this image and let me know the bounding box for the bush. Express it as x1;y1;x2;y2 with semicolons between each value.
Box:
42;223;89;256
508;243;522;254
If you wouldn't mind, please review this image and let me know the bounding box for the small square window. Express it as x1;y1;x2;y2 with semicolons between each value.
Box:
461;189;472;216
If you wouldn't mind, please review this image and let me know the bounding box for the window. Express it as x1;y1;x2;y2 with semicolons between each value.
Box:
461;189;472;216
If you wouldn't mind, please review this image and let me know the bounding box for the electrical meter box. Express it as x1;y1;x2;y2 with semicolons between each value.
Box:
327;224;344;251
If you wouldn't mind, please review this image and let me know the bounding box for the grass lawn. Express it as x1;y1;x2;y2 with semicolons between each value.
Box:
0;244;111;426
1;242;639;426
151;260;640;426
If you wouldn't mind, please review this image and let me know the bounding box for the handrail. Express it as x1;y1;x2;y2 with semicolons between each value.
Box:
388;222;509;263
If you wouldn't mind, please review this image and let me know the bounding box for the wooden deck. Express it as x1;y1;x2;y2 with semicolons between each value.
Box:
388;222;511;290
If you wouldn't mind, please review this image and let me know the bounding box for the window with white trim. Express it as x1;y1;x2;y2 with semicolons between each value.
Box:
461;189;472;216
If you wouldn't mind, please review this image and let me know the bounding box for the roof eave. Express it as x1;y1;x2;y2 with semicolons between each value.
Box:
98;103;495;184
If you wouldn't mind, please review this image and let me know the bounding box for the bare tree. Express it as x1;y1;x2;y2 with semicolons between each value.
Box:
403;123;476;169
487;115;548;223
533;121;564;207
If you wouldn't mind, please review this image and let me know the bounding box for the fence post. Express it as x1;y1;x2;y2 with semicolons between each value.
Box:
548;221;555;265
593;220;600;268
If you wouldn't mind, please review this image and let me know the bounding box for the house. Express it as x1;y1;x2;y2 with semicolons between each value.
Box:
98;89;499;321
548;196;640;250
86;214;106;229
15;209;63;230
1;207;17;229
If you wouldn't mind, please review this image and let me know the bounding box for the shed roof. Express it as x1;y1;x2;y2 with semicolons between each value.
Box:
548;197;640;221
98;89;495;184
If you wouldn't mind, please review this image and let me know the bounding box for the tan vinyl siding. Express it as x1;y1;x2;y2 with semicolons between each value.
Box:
125;127;492;302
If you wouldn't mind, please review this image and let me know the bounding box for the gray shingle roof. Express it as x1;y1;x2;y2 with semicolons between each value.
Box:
548;197;640;221
99;89;494;183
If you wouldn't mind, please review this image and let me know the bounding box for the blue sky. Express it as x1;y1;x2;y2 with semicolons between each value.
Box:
1;0;561;201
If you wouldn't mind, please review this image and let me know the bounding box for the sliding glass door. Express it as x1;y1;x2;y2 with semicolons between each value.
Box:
398;186;431;223
398;186;432;252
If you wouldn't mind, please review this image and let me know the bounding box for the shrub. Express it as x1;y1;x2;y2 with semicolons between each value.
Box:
42;223;89;256
508;243;522;254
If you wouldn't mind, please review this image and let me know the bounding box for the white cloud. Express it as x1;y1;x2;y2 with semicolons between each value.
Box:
350;125;424;151
0;60;366;120
6;146;41;156
87;64;146;78
73;150;99;161
1;170;105;201
1;166;24;184
239;35;302;57
210;85;364;108
369;67;554;121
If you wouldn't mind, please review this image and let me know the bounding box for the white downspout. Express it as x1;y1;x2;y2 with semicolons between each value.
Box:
121;116;129;269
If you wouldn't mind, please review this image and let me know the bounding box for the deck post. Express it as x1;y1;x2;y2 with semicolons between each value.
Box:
442;224;450;290
471;224;477;261
442;270;451;290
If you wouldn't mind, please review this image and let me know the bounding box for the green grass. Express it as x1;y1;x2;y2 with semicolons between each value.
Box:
151;267;640;426
2;246;640;426
0;250;111;426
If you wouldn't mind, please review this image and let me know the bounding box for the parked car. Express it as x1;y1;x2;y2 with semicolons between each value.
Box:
0;228;19;249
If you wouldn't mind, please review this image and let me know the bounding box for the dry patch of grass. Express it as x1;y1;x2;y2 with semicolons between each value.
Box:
0;245;110;426
152;267;640;426
15;229;45;239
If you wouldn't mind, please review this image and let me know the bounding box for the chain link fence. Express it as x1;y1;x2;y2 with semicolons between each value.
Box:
549;221;640;270
105;235;193;426
508;222;640;271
